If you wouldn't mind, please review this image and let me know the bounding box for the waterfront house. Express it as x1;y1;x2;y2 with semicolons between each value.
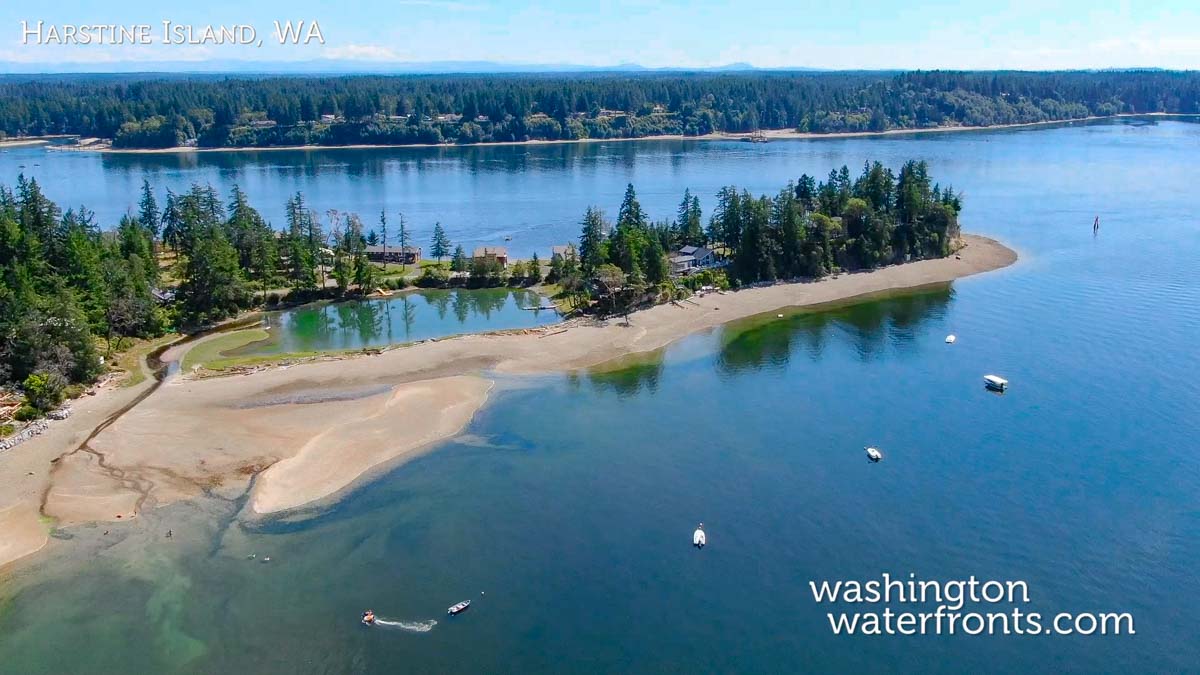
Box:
550;245;578;262
668;245;718;276
365;245;421;265
473;246;509;269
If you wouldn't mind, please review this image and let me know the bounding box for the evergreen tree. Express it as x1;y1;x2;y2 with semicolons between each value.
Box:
430;222;451;261
676;189;704;246
138;178;160;239
578;206;607;274
450;244;468;272
528;251;542;283
177;224;249;325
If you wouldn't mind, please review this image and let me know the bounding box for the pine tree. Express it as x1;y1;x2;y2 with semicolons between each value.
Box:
578;206;606;274
395;212;409;270
178;224;249;325
138;178;160;239
450;244;468;272
528;251;542;283
430;222;451;262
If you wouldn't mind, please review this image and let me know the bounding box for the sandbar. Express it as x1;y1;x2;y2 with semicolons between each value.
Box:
0;234;1015;570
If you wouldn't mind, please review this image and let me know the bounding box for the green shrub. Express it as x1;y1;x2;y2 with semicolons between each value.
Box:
681;269;731;291
0;423;15;437
415;266;451;288
62;383;87;400
22;371;66;412
14;406;40;421
266;292;281;306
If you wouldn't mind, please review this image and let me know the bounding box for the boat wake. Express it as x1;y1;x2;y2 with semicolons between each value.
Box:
373;618;438;633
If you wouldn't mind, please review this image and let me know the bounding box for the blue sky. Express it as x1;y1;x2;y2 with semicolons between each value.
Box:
3;0;1198;69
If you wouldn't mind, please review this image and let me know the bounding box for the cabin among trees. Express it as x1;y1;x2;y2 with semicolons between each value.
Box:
550;245;578;262
364;245;420;264
472;246;508;268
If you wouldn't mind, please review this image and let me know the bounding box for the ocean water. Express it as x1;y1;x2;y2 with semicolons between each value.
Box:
0;120;1198;673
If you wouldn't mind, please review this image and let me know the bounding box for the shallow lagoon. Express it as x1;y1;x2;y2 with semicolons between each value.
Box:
241;287;558;357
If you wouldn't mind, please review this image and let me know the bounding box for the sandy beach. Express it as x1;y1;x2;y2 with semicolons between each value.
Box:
81;112;1193;154
0;139;51;148
0;234;1015;570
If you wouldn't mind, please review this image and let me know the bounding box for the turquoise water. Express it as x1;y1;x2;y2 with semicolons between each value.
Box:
242;288;558;356
1;120;1199;672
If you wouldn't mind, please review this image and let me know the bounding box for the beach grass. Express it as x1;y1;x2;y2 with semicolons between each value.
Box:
199;349;341;371
182;329;270;372
536;283;586;313
110;333;180;387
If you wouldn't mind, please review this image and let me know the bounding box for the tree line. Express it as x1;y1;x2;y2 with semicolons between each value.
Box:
0;175;528;417
557;159;962;312
1;70;1197;148
1;158;955;417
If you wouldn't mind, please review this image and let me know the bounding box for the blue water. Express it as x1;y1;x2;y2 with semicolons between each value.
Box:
0;119;1198;673
2;117;1190;259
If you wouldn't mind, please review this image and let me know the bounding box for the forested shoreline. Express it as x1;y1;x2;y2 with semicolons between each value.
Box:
1;70;1197;149
0;158;958;420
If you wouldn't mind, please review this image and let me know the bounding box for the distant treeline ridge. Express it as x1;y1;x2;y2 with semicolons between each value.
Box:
0;70;1197;148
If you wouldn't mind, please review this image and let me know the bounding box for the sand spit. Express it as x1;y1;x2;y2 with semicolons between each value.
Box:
0;234;1015;570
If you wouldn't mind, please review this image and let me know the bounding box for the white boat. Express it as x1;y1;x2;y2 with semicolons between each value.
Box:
693;525;706;548
945;334;956;344
984;374;1008;391
866;446;883;462
447;600;471;615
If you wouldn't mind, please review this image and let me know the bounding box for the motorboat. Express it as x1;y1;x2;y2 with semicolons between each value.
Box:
693;524;706;549
945;334;956;344
361;610;376;626
866;446;883;462
447;600;471;615
984;374;1008;391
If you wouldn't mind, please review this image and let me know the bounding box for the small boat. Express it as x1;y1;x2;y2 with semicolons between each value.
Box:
361;610;376;626
447;600;471;615
693;524;706;549
866;446;883;462
945;334;956;344
984;374;1008;391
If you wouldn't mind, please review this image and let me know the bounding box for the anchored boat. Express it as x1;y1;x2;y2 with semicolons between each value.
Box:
447;600;471;615
693;524;706;549
866;446;883;462
984;374;1009;391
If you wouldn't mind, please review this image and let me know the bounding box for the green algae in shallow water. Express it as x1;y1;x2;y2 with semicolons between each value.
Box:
143;558;208;668
234;288;558;358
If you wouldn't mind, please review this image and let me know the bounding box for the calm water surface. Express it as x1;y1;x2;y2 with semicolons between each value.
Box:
243;288;558;356
0;120;1198;673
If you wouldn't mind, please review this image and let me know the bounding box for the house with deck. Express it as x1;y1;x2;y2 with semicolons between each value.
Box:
668;245;718;276
550;244;578;262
